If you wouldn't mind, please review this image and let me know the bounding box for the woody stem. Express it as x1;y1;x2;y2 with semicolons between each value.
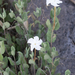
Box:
51;6;56;71
34;48;36;61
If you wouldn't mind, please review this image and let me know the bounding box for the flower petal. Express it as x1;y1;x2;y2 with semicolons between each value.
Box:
27;38;34;44
34;36;39;41
35;45;42;50
31;44;35;51
38;39;43;45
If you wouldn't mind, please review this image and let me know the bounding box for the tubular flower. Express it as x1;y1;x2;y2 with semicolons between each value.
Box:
27;36;43;51
46;0;62;7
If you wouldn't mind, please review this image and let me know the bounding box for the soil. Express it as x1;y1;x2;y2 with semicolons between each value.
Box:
7;0;75;75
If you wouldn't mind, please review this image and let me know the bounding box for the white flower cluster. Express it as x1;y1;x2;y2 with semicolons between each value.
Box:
46;0;62;7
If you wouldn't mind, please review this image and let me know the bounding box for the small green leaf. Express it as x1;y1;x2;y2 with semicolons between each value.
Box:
3;22;10;30
2;8;6;19
46;19;51;30
44;54;52;63
16;16;23;23
56;7;61;16
51;47;58;57
25;47;29;58
23;63;29;68
36;68;42;75
55;17;60;30
0;53;3;61
8;57;15;66
65;69;71;75
21;12;28;21
35;20;40;24
47;30;51;42
29;59;35;65
9;10;15;18
3;71;9;75
50;7;61;18
50;8;54;18
15;26;24;35
54;58;60;66
33;7;41;18
0;41;5;54
5;33;12;45
11;46;15;56
2;56;8;68
52;34;56;43
0;37;6;41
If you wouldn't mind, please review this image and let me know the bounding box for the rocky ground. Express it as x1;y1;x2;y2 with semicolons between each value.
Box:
7;0;75;75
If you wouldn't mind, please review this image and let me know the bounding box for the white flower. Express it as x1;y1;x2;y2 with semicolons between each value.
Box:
46;0;62;7
27;36;43;51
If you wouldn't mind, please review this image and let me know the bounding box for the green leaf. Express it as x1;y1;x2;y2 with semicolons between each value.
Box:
25;47;29;58
52;34;56;43
56;7;61;16
39;51;44;59
5;67;10;74
65;69;71;75
47;30;51;42
54;58;60;66
21;12;28;21
0;53;3;61
33;7;41;18
8;57;15;66
51;47;58;57
29;59;35;65
50;7;61;18
36;68;42;75
9;10;15;18
44;54;52;63
16;16;23;23
43;42;50;51
3;22;10;30
5;33;12;45
0;41;5;54
2;56;8;68
15;26;24;35
23;63;29;68
3;71;9;75
2;8;6;19
17;51;26;64
11;46;15;56
5;67;16;75
36;30;41;38
55;17;60;30
50;8;54;18
46;19;51;30
46;19;52;42
35;20;40;24
0;37;6;41
65;70;71;75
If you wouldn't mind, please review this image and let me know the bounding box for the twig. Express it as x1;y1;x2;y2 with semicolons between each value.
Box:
41;69;47;75
7;24;20;30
